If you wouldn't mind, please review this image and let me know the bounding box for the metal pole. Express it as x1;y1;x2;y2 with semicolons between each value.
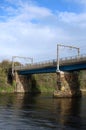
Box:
31;58;33;64
56;44;60;72
12;56;33;75
12;56;14;76
56;44;80;72
78;48;80;57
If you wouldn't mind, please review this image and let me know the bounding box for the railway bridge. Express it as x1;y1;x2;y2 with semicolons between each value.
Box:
12;45;86;98
14;55;86;74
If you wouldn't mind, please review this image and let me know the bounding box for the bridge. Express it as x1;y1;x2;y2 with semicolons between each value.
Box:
14;54;86;75
12;44;86;98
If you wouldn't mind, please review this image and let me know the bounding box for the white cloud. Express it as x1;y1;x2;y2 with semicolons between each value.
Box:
58;11;86;27
0;0;86;62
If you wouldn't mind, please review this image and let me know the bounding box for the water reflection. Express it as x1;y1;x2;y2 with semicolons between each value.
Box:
0;93;86;130
53;98;82;129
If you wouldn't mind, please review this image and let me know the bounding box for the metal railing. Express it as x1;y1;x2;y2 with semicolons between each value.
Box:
14;54;86;71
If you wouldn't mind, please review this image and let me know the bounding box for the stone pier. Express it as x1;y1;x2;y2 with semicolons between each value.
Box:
13;71;81;96
13;72;31;93
53;71;81;98
13;72;41;93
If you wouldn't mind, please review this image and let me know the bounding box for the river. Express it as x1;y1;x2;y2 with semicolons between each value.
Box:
0;93;86;130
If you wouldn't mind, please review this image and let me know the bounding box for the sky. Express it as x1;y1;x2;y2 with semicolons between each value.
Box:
0;0;86;63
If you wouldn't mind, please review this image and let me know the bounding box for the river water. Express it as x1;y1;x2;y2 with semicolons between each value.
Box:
0;93;86;130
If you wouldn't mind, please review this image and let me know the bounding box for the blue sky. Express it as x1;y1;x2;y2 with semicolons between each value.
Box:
0;0;86;63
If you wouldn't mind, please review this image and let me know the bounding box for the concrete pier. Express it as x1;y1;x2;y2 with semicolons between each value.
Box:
53;71;81;98
13;71;81;97
14;72;31;93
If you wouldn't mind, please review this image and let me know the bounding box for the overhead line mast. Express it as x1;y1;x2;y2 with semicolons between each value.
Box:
56;44;80;72
12;56;33;76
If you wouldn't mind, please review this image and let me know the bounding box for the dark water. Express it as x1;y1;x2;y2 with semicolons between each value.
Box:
0;93;86;130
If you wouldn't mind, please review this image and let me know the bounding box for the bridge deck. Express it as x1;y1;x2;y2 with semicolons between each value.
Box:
14;55;86;69
13;55;86;74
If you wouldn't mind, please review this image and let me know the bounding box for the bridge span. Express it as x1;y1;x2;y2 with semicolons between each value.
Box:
12;54;86;98
14;54;86;75
11;44;86;97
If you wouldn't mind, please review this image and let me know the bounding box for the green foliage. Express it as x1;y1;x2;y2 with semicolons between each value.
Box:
39;85;55;93
31;73;56;93
0;60;11;68
0;60;11;75
0;60;15;93
0;58;86;93
14;61;22;66
0;86;14;93
79;70;86;89
12;80;16;88
0;67;7;87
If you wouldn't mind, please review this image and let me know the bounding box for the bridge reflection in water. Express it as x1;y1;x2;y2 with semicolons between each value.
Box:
0;93;86;129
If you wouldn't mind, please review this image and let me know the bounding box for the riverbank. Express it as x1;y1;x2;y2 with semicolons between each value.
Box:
0;60;86;94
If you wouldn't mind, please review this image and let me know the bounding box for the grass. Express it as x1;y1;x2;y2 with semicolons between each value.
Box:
0;86;14;93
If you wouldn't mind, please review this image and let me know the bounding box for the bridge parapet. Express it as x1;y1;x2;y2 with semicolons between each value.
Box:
14;54;86;71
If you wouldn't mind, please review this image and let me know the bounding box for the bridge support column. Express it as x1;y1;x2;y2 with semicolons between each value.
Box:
13;72;31;93
53;71;81;98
